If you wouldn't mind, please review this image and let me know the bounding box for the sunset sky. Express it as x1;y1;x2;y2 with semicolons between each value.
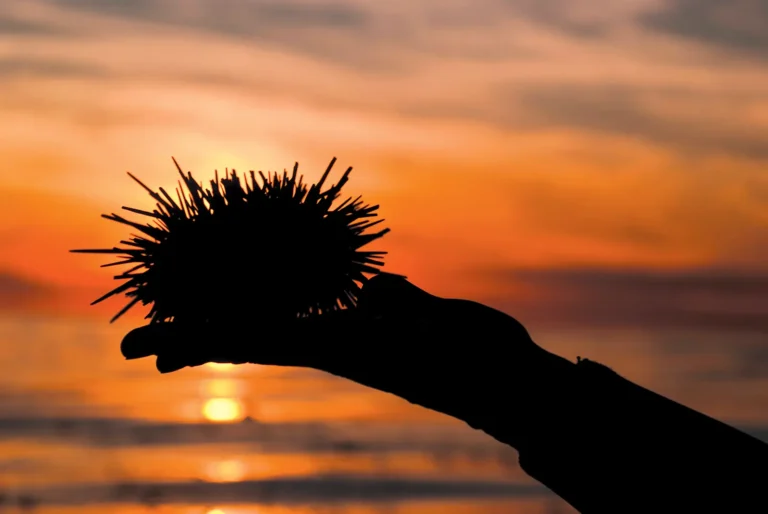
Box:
3;0;768;334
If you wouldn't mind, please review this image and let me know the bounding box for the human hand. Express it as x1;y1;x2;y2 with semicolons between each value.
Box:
121;273;557;427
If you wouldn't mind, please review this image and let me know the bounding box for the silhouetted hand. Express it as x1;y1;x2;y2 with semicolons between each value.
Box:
121;272;566;431
120;272;768;514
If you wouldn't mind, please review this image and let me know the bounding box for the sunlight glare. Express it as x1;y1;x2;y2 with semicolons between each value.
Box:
202;398;244;422
206;363;235;371
207;510;226;514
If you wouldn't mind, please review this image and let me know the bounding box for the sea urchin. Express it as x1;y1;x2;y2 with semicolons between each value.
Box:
71;157;390;324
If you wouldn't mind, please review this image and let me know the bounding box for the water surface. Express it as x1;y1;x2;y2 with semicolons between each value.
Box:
1;314;766;513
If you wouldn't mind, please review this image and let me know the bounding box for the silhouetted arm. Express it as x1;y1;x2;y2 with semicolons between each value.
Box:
122;274;768;513
467;353;768;514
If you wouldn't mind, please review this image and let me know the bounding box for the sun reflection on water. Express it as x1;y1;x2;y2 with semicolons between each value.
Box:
202;378;243;397
206;459;246;482
200;374;248;422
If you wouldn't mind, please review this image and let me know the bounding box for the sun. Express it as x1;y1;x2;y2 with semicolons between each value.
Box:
202;398;244;422
206;362;236;371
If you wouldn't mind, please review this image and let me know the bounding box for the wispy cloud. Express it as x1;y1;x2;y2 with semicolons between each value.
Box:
0;272;55;311
2;0;768;326
4;0;767;146
481;266;768;332
0;57;110;80
640;0;768;58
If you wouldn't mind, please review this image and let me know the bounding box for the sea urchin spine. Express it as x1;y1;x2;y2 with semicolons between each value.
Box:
71;157;390;325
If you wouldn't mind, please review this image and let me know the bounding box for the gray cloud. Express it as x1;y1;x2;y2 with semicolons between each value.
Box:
89;66;767;160
30;0;606;71
0;273;48;296
694;344;768;381
0;388;85;414
404;82;768;158
640;0;768;58
4;55;765;159
38;0;401;71
498;0;612;38
0;272;55;309
481;267;768;332
496;83;768;158
27;0;768;71
0;15;74;36
5;0;767;159
52;0;368;29
0;57;108;79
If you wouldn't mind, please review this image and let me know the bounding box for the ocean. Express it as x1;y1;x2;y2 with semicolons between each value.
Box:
1;314;766;513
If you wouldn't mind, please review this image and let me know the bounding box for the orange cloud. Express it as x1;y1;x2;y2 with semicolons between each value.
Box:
2;0;768;333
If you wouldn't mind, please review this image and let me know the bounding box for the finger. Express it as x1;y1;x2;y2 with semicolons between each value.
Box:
120;274;435;370
120;273;427;359
155;352;190;374
121;310;363;369
121;323;176;360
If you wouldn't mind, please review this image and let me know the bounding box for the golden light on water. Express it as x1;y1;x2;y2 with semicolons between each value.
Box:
202;378;242;397
207;510;226;514
206;459;246;482
202;398;244;422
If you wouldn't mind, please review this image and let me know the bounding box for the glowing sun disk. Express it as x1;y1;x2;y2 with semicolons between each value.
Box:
203;398;244;422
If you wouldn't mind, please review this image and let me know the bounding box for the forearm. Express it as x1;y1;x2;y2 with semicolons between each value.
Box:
291;306;768;513
475;352;768;513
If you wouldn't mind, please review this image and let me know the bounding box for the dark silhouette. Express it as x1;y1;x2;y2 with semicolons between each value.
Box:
71;157;390;324
122;272;768;513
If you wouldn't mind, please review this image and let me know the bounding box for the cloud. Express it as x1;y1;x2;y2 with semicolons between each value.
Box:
640;0;768;58
2;0;768;310
406;79;768;159
0;457;42;475
693;343;768;381
0;272;56;310
481;267;768;332
53;0;369;31
0;388;86;415
509;84;768;159
33;0;401;72
494;0;617;38
0;14;74;36
1;0;766;162
5;0;655;73
0;57;108;80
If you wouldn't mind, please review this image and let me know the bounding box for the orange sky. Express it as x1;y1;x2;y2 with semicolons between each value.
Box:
3;0;768;332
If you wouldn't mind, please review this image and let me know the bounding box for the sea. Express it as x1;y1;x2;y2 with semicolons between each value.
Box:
1;313;766;513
